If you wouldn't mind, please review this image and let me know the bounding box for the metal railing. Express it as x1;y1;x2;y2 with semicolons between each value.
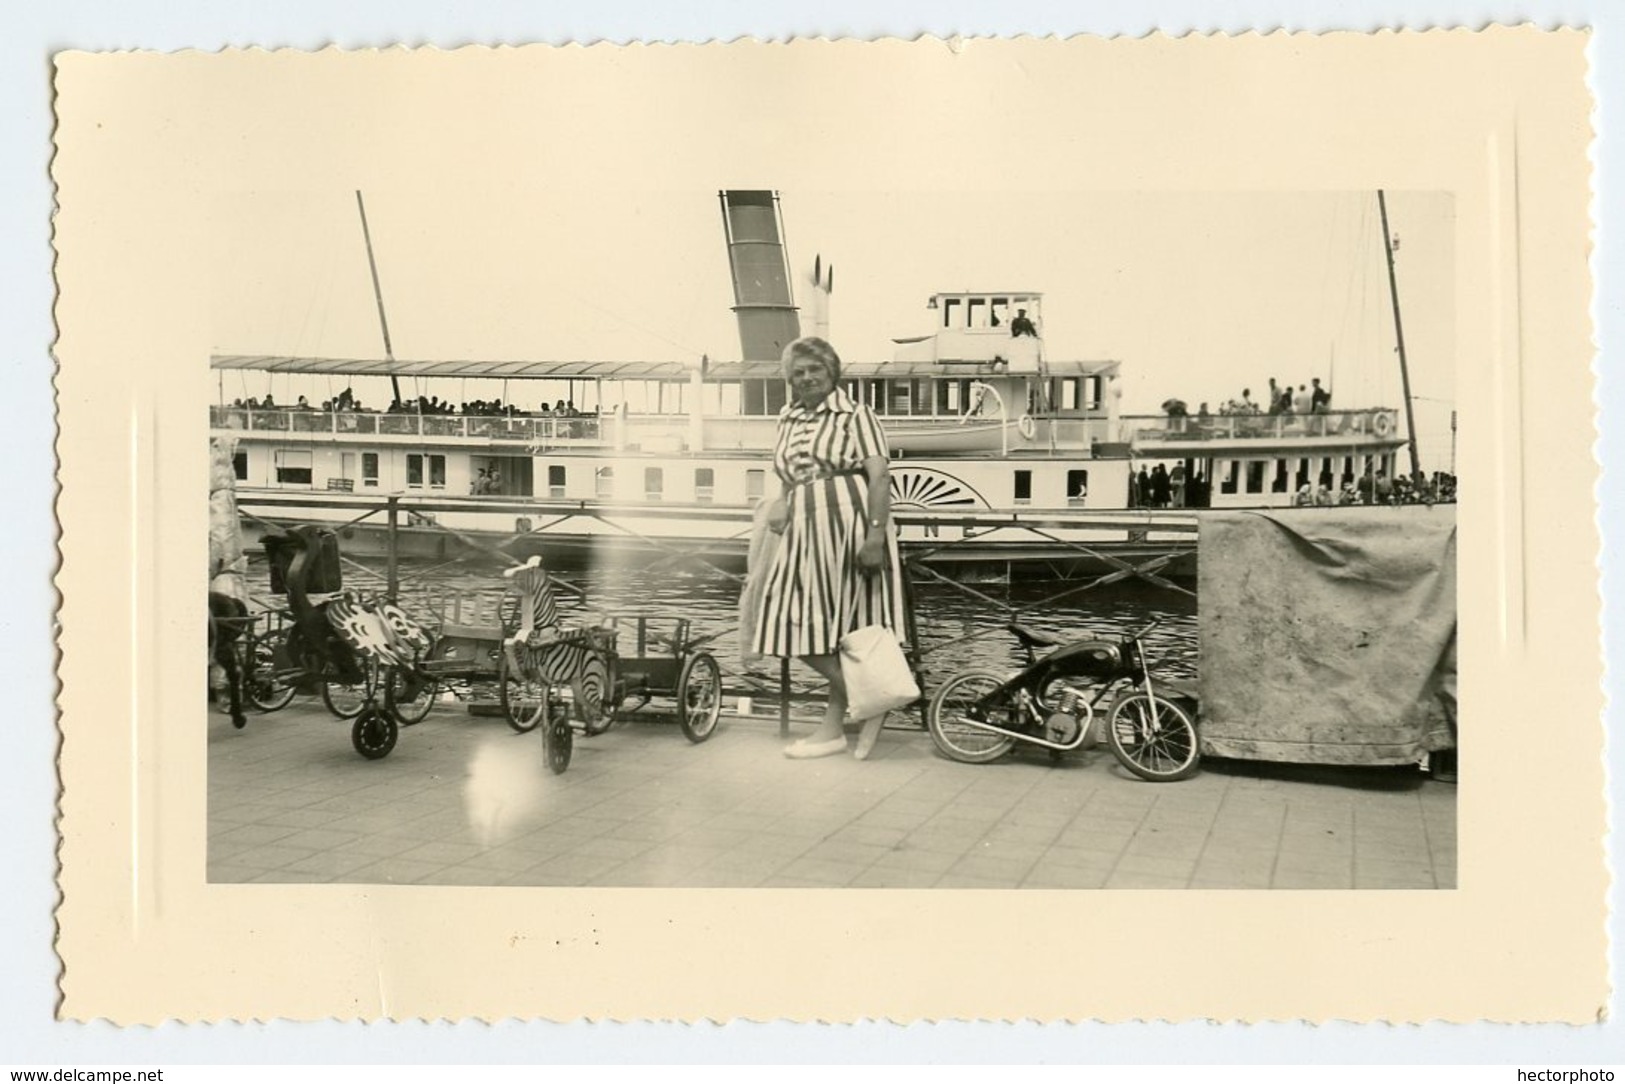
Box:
212;406;604;445
1124;408;1400;443
233;493;1199;737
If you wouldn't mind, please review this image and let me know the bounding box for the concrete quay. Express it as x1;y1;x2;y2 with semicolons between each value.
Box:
208;698;1456;890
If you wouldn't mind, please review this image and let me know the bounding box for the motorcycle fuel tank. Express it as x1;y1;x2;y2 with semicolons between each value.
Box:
1032;640;1123;683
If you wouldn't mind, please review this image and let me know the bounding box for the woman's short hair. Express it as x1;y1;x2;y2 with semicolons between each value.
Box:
781;336;842;383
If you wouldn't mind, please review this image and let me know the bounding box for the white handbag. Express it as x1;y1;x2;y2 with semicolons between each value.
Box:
839;624;920;720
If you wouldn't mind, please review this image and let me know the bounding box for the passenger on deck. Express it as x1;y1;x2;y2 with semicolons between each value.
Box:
1009;309;1038;338
1170;463;1187;508
1311;378;1331;413
1150;464;1171;508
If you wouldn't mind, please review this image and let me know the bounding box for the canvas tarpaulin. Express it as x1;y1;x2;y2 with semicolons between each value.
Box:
1197;507;1456;765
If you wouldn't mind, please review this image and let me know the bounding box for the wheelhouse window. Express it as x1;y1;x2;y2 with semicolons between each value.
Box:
233;450;248;481
695;467;715;503
548;465;566;498
1272;460;1290;494
1246;461;1266;495
745;469;765;505
274;449;312;486
644;467;664;501
1066;469;1089;506
595;466;614;499
361;452;378;488
1220;460;1239;495
1014;469;1033;506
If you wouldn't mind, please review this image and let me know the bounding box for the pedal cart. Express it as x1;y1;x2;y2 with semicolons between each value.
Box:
495;556;723;774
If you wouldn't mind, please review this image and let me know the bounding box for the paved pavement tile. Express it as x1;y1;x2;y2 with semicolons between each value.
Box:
208;700;1456;890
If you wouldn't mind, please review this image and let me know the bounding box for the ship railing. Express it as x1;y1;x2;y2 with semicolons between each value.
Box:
211;405;604;445
233;492;1198;738
1124;408;1398;443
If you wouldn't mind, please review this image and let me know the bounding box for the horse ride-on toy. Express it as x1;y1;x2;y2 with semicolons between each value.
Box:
493;556;723;774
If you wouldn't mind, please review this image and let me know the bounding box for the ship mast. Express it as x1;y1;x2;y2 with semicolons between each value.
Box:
1377;189;1423;483
356;191;403;405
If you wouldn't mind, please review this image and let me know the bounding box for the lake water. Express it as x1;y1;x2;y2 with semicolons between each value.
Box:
245;553;1199;689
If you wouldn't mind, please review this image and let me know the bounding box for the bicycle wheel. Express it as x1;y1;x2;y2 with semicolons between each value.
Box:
245;631;297;712
926;670;1018;764
1107;693;1200;782
386;668;437;727
350;704;399;760
322;678;368;719
675;652;722;743
497;651;548;734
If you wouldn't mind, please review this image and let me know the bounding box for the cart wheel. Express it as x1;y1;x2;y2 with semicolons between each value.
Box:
350;705;398;760
543;715;573;775
676;651;722;743
497;651;548;733
322;678;368;719
245;631;298;712
386;668;437;727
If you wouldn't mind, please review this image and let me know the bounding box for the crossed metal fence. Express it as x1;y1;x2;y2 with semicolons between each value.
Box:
234;494;1198;736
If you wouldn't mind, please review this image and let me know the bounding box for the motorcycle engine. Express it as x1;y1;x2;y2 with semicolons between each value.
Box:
1044;711;1082;745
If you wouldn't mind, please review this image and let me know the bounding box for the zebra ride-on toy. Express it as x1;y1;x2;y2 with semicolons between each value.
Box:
494;555;723;774
260;525;437;761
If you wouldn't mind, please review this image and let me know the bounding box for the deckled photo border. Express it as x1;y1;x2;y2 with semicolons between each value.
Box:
51;29;1601;1023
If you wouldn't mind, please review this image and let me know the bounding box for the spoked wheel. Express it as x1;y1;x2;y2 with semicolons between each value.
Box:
245;632;298;712
926;670;1019;764
350;704;399;760
386;668;437;727
543;714;573;775
497;652;548;734
675;651;722;743
322;678;369;719
1107;693;1200;782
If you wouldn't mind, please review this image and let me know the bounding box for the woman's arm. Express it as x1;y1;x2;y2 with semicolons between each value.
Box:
858;454;890;570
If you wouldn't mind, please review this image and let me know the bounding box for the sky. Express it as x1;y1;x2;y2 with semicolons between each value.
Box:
212;187;1457;471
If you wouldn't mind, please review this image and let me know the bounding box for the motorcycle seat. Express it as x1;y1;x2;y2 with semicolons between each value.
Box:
1008;623;1065;650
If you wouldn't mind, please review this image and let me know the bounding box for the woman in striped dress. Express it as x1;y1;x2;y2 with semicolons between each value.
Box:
752;337;907;760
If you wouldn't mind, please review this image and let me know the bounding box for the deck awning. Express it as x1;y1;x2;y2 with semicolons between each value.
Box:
210;355;1121;381
209;355;695;380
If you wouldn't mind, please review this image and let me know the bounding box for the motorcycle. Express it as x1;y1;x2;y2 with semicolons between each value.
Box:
925;619;1201;781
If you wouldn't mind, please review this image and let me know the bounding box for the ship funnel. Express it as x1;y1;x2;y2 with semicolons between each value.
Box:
718;190;801;362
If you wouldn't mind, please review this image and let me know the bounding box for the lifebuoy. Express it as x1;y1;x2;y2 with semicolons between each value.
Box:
1018;414;1037;440
1372;412;1394;437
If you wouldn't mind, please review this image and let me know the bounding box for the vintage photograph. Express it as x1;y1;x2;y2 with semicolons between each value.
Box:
205;187;1458;890
53;27;1598;1025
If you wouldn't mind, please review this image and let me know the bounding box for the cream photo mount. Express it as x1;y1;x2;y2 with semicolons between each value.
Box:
51;30;1599;1023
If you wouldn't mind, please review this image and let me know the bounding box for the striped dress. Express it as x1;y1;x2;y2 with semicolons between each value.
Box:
750;387;907;658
